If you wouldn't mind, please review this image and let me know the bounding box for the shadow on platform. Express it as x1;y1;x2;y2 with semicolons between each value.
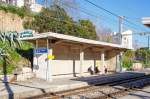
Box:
70;72;146;85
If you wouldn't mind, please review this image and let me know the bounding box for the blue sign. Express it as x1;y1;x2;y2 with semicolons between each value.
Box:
133;57;144;61
130;57;144;61
34;48;48;54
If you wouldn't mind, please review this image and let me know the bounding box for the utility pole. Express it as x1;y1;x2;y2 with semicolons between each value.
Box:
119;16;125;45
119;16;124;34
117;16;124;72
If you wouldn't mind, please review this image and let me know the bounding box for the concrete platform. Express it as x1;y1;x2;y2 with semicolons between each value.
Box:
0;72;147;99
134;68;150;75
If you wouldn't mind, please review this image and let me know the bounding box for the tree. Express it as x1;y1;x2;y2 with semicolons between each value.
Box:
0;32;21;48
0;32;21;75
24;5;72;32
24;5;97;40
0;31;33;75
97;27;113;42
78;20;97;39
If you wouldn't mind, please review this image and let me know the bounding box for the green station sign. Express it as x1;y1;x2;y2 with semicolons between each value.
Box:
19;30;33;38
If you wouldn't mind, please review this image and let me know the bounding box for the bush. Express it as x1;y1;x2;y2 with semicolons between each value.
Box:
122;56;133;70
122;50;135;70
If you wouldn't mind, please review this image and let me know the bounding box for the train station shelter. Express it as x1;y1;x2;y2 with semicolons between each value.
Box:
19;32;129;81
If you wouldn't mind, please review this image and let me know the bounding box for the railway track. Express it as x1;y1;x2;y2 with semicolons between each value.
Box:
26;75;150;99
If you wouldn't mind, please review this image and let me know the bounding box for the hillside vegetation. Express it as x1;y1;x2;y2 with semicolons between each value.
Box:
24;5;97;40
0;3;32;18
0;3;97;39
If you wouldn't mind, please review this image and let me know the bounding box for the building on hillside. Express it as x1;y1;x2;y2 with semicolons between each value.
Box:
112;30;133;49
121;30;133;49
30;2;43;12
19;32;131;81
1;0;16;6
0;0;42;12
142;17;150;28
1;0;25;7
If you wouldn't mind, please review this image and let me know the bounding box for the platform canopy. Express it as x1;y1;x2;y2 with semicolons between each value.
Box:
19;32;130;80
19;32;130;50
142;17;150;27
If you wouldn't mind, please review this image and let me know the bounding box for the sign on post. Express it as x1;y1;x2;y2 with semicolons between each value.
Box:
19;30;33;38
34;48;48;54
48;55;55;60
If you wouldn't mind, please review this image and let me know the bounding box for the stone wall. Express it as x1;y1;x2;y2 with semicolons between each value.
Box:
0;10;24;32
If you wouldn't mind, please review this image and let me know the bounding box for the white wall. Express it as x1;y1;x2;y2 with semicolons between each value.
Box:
33;53;48;79
121;30;133;49
30;3;42;13
17;0;24;7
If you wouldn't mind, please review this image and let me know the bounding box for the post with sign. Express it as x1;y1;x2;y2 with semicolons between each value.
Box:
33;48;48;80
32;38;54;81
33;39;54;81
46;38;53;81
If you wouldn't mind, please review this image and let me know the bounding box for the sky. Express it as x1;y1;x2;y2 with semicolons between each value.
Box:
37;0;150;48
75;0;150;47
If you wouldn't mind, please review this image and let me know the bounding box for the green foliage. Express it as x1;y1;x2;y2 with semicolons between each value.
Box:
122;56;132;70
24;5;97;40
0;40;20;74
0;4;32;18
78;20;97;39
0;41;33;74
6;64;15;75
0;59;16;75
135;48;150;67
21;42;33;50
122;48;150;70
0;58;4;74
122;50;135;70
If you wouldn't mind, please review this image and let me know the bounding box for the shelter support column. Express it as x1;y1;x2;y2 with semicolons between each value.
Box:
47;38;52;81
119;51;123;72
101;50;105;74
80;47;84;77
116;51;123;72
33;40;38;72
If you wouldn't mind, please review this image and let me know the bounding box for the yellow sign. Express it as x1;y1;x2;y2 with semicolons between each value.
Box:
48;55;55;59
96;61;100;67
